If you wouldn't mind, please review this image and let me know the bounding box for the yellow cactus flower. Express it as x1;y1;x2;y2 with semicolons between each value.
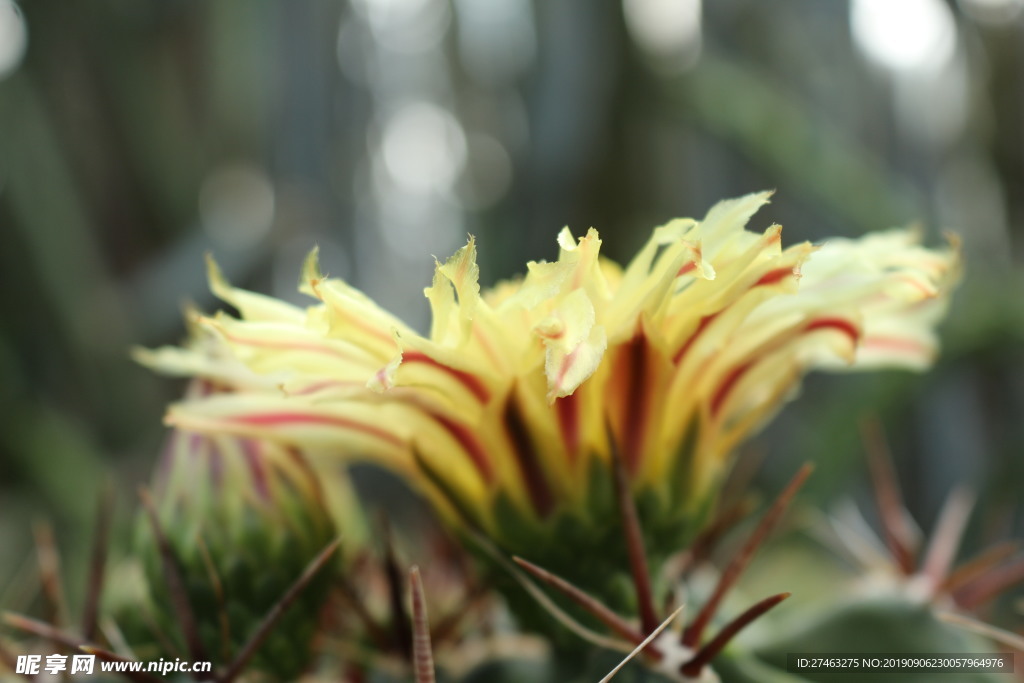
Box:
141;192;958;596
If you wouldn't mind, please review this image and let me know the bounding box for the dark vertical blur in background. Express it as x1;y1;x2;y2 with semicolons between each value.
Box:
1;0;1022;599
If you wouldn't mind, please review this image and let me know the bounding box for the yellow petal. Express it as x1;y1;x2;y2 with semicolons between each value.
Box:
697;190;775;257
301;247;411;361
206;254;305;324
197;314;380;384
425;236;481;346
165;393;409;465
132;342;275;392
371;330;499;413
537;288;608;401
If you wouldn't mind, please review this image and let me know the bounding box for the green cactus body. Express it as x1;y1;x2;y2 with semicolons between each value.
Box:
137;428;336;680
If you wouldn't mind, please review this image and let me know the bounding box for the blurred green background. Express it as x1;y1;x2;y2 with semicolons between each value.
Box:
1;0;1022;613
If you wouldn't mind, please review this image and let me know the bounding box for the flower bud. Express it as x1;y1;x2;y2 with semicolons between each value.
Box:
137;420;336;679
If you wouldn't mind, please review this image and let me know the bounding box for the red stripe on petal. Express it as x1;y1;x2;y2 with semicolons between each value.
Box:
623;333;652;475
241;438;270;501
898;275;938;298
753;267;796;287
672;265;796;366
864;335;928;355
805;317;860;342
327;302;394;344
555;392;580;462
504;396;555;517
219;330;362;362
710;317;860;418
677;261;697;277
289;380;364;396
711;361;754;418
229;412;405;448
554;346;581;389
673;313;717;365
675;244;704;276
472;324;505;368
403;351;491;403
429;412;494;484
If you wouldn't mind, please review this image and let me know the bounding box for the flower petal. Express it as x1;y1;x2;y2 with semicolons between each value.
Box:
301;247;413;361
207;254;306;324
425;236;481;346
197;313;381;383
538;289;608;401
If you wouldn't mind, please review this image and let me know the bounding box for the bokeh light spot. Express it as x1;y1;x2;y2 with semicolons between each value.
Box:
0;0;28;80
623;0;701;70
352;0;450;55
851;0;956;75
380;102;467;195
